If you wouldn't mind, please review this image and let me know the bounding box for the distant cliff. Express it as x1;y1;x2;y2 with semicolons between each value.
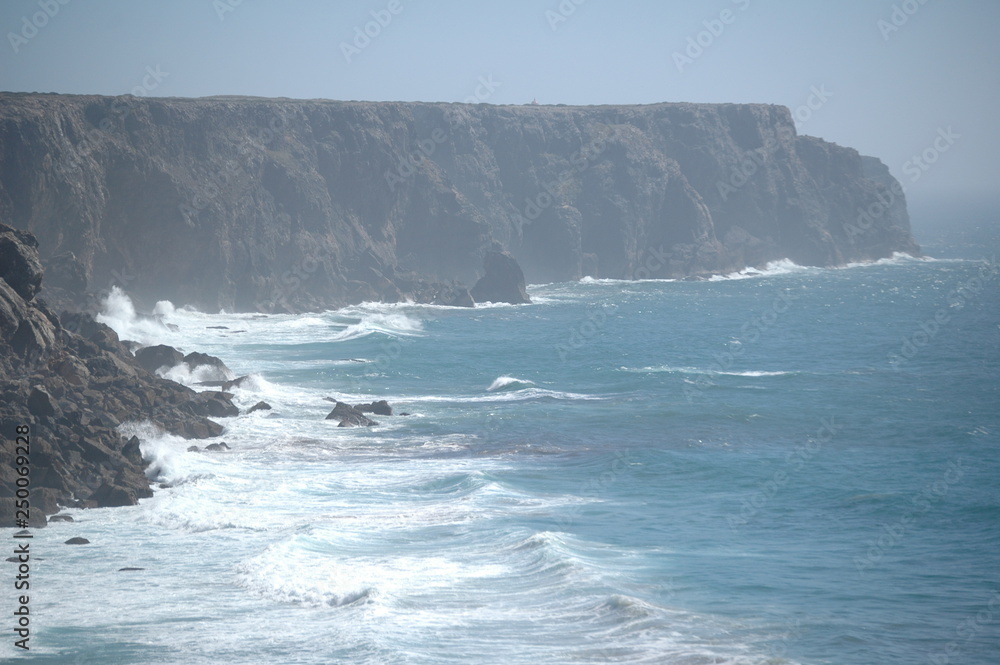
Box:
0;93;918;312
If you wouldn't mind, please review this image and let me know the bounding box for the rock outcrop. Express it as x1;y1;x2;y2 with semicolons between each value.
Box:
0;94;918;312
470;251;531;304
0;223;238;525
325;401;378;427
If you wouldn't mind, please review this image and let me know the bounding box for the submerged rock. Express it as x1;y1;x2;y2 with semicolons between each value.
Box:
64;537;90;545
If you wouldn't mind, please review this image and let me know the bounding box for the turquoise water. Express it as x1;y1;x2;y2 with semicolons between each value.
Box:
4;248;999;664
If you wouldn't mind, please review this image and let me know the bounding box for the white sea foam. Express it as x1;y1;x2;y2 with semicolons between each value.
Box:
841;251;935;269
95;286;180;345
715;370;792;377
404;388;602;404
619;365;792;378
487;376;536;392
235;538;377;607
707;258;808;281
118;420;209;486
157;360;235;386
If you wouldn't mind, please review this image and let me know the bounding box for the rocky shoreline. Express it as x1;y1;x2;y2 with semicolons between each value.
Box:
0;223;241;526
0;221;457;528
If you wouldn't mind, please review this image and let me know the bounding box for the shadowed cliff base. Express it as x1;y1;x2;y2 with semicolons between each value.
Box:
0;93;918;312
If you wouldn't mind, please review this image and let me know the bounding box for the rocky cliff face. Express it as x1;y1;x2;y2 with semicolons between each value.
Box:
0;93;918;312
0;222;238;524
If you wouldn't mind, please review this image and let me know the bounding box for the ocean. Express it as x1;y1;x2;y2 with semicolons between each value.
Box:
6;241;999;664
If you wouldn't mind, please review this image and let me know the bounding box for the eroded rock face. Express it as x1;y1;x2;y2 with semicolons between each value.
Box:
0;95;917;312
0;223;239;522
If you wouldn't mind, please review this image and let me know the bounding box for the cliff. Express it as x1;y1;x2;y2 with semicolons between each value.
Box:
0;93;918;312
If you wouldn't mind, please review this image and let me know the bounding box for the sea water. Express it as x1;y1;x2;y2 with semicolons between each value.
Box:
3;243;998;664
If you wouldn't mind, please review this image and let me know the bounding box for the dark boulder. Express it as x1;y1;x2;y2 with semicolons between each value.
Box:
162;417;225;439
182;351;234;381
187;391;240;418
134;344;184;375
325;401;378;427
51;356;91;387
118;567;145;572
90;483;139;508
48;514;74;523
64;537;90;545
247;401;272;414
27;385;60;418
11;310;57;360
32;487;63;515
121;435;144;466
0;223;44;301
187;445;201;452
204;442;231;451
355;400;393;416
470;251;531;305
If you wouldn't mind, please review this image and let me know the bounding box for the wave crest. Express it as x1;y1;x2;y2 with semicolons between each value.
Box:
487;376;536;392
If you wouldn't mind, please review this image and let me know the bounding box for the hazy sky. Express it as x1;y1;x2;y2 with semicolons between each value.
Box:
2;0;998;215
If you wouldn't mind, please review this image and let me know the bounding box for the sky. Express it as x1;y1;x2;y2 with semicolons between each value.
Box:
1;0;998;230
